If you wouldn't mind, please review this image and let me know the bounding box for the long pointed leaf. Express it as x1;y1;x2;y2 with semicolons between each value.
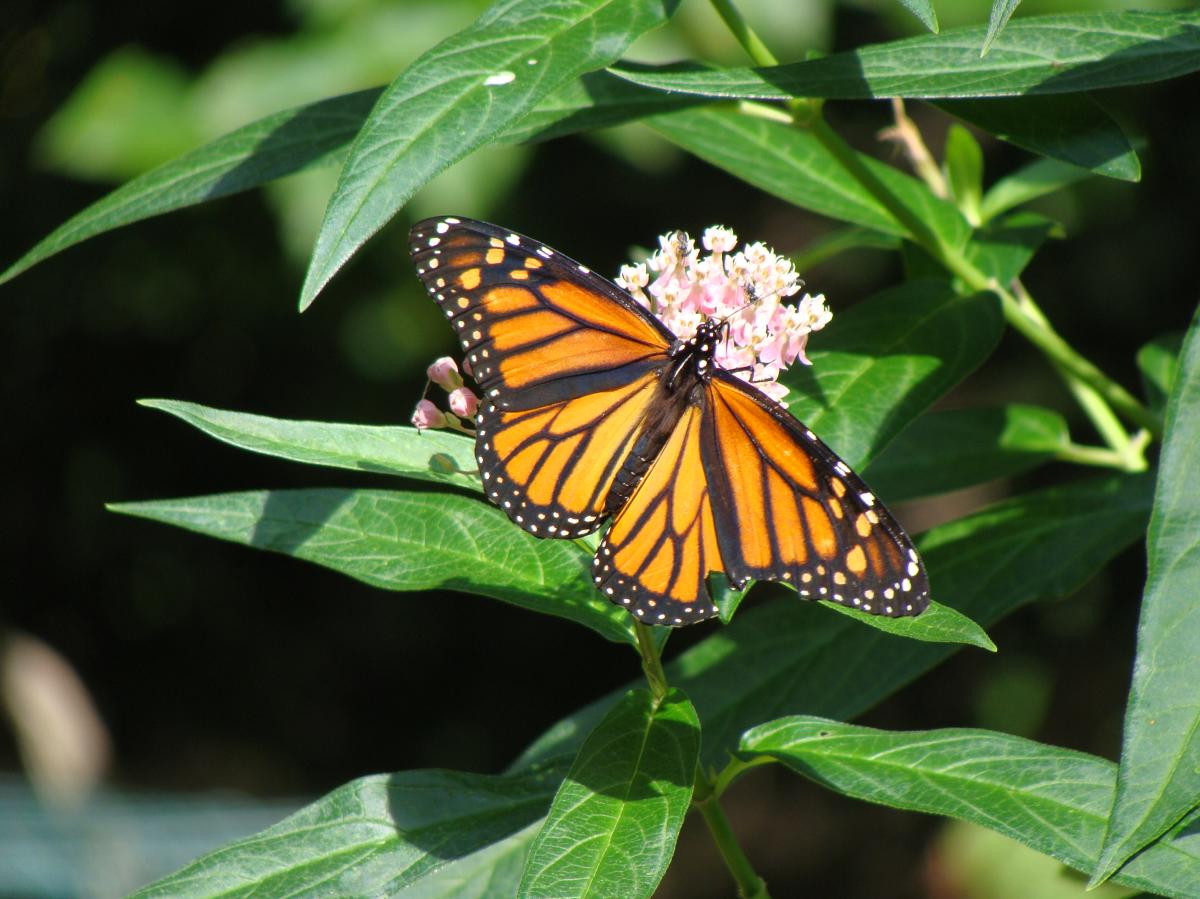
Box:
519;689;699;898
298;0;677;309
1;72;697;287
863;404;1068;502
648;106;971;248
1092;304;1200;884
128;766;565;898
897;0;939;33
611;10;1200;99
108;489;633;644
939;94;1139;182
141;399;479;492
739;718;1200;899
0;88;381;287
981;0;1021;56
788;282;1003;469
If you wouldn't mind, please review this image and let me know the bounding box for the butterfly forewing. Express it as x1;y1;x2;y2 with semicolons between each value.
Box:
409;217;675;537
702;371;930;617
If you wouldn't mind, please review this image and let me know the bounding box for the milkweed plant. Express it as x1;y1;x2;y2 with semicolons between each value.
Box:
5;0;1199;896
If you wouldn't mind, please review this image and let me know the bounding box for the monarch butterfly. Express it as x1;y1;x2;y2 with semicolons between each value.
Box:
409;217;929;626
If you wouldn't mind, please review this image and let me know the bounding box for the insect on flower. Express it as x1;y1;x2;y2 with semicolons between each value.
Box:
410;217;929;626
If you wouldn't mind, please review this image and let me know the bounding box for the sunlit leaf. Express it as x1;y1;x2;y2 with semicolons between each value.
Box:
129;766;566;897
519;689;698;898
611;11;1200;98
739;718;1200;898
109;489;633;644
1092;304;1200;885
299;0;678;309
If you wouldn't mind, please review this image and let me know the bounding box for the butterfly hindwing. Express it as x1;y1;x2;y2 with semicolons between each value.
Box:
409;217;675;536
702;371;930;617
593;402;726;624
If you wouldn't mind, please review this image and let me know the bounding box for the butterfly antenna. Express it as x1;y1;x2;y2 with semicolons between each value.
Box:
712;276;806;328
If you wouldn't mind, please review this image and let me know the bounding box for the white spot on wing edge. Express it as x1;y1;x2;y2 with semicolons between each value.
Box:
485;71;516;86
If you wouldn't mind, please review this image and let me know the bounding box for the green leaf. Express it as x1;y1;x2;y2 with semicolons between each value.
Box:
610;10;1200;99
499;69;703;145
738;718;1200;898
129;765;565;897
516;474;1154;772
1092;305;1200;885
790;227;901;273
519;689;699;898
648;106;971;249
979;155;1095;223
788;281;1003;471
897;0;938;33
1;88;382;287
1;70;698;286
863;404;1069;502
399;820;542;898
937;94;1139;182
943;124;983;225
141;399;480;492
981;0;1020;56
1137;332;1185;414
822;599;996;651
962;211;1058;286
109;489;634;644
299;0;677;309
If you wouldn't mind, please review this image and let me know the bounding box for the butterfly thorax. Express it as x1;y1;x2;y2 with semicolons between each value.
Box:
604;320;721;514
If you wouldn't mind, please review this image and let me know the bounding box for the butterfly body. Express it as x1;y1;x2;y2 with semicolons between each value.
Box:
409;217;930;626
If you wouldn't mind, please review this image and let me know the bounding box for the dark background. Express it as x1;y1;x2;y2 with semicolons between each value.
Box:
2;1;1197;896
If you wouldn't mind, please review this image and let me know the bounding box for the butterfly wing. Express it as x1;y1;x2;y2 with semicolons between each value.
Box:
701;370;930;617
409;217;676;537
593;399;726;625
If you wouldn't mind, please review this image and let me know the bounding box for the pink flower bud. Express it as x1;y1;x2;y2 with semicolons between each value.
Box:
426;356;463;391
412;399;448;431
448;387;478;419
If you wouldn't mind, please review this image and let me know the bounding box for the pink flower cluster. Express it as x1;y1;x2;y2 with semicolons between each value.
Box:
412;225;829;430
616;226;830;405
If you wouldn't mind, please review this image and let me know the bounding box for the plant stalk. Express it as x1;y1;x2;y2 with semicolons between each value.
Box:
634;622;669;701
709;0;779;66
697;793;772;898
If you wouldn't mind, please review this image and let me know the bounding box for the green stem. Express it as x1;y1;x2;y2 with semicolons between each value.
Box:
1056;435;1151;470
993;289;1162;440
696;793;772;898
709;0;779;66
807;115;1161;442
634;622;669;701
809;115;953;263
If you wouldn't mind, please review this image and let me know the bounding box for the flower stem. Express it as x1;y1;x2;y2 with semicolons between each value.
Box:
696;791;772;898
879;98;947;198
1056;433;1152;469
709;0;779;66
634;622;669;701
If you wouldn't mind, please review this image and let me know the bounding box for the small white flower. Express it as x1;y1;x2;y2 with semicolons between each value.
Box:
702;225;738;254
